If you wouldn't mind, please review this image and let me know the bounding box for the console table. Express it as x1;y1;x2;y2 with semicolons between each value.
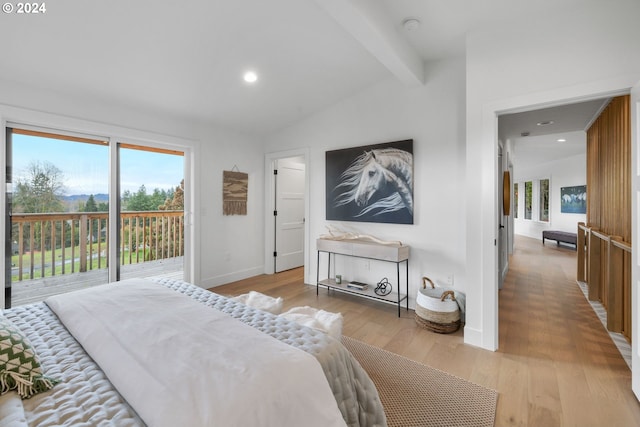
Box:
316;238;409;316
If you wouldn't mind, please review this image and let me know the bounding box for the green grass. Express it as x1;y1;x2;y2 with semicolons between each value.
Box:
11;242;156;281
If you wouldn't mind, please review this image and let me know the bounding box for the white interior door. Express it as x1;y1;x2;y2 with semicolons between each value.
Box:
274;157;305;272
631;80;640;400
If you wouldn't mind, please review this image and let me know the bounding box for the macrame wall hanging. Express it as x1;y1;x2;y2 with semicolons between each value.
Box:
222;166;248;215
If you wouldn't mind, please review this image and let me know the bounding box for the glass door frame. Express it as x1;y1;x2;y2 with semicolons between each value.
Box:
113;141;190;283
111;138;193;284
0;109;195;308
4;124;111;307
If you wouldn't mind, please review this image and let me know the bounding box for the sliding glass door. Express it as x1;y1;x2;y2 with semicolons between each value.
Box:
118;143;184;281
5;127;109;307
4;126;188;308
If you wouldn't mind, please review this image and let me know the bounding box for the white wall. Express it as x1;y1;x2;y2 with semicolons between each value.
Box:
0;78;200;141
465;0;640;349
197;124;266;287
0;78;266;300
264;57;467;309
514;153;586;239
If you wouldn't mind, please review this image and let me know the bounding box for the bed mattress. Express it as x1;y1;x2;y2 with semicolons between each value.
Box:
0;278;386;427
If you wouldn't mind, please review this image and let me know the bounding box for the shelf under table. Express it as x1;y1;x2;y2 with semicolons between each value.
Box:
316;242;410;316
318;279;408;305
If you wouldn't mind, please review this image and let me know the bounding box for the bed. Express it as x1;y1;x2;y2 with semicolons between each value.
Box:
0;277;387;427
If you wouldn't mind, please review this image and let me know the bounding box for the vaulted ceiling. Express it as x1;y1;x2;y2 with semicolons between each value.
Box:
0;0;595;136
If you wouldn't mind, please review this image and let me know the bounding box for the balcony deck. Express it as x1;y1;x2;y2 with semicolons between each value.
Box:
9;256;184;307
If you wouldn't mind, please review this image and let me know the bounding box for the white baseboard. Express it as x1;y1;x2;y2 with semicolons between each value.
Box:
463;325;489;349
200;266;264;289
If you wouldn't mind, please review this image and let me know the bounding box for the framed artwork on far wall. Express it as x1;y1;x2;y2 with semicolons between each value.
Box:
325;139;413;224
560;185;586;214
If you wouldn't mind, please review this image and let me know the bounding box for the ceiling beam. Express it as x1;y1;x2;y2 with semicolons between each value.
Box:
314;0;424;86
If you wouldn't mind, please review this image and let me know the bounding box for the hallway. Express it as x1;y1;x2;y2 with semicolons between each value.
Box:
498;235;637;425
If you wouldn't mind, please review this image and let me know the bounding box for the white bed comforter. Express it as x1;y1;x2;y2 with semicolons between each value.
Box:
45;279;347;427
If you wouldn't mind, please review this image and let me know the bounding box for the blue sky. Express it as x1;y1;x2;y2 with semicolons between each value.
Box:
11;134;183;196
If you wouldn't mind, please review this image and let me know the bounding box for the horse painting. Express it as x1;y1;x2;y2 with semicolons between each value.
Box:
326;141;413;224
560;185;587;214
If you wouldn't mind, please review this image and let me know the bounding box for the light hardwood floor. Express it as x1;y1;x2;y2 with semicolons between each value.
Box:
212;235;640;426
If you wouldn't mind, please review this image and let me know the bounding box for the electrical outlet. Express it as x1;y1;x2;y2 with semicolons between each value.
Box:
363;260;370;271
446;274;454;285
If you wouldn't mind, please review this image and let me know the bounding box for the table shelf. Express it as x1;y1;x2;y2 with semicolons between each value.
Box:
316;239;410;317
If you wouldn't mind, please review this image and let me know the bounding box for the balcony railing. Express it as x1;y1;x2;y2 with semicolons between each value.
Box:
577;222;632;342
10;210;184;282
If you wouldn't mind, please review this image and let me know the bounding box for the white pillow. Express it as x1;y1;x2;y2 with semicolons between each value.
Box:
280;306;343;339
232;291;283;314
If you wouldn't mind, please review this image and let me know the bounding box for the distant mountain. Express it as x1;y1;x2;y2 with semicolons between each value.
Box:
63;193;109;203
61;193;109;211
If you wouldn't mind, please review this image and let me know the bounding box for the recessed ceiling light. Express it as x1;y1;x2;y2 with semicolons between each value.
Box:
536;120;554;126
557;138;566;142
402;18;420;31
243;71;258;83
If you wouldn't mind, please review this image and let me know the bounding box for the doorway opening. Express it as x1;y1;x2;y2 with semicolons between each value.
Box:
5;127;109;307
264;149;309;279
118;143;185;282
273;156;305;273
4;126;187;307
496;93;630;362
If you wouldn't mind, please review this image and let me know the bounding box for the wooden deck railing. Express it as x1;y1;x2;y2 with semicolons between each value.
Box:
577;222;632;341
10;211;183;281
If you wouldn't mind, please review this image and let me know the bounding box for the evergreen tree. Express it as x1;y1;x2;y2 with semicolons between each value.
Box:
150;188;168;210
123;185;152;211
80;194;102;242
84;194;98;212
122;185;177;211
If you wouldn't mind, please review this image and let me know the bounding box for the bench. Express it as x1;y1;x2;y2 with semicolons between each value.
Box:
542;230;577;249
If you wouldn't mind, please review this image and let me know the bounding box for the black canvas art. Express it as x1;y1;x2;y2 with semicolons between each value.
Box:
326;139;413;224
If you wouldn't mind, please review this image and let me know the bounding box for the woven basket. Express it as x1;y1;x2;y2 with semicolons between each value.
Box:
415;277;460;334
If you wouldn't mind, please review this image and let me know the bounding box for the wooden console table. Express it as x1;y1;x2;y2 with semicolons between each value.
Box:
316;238;409;317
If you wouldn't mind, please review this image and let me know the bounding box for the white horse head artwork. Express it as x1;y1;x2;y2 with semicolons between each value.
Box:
560;185;587;213
333;147;413;220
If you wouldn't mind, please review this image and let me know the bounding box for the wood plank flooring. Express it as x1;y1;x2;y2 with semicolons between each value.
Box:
211;235;640;426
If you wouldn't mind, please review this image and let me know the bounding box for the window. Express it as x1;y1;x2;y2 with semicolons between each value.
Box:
516;178;550;223
524;181;532;220
539;179;549;222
